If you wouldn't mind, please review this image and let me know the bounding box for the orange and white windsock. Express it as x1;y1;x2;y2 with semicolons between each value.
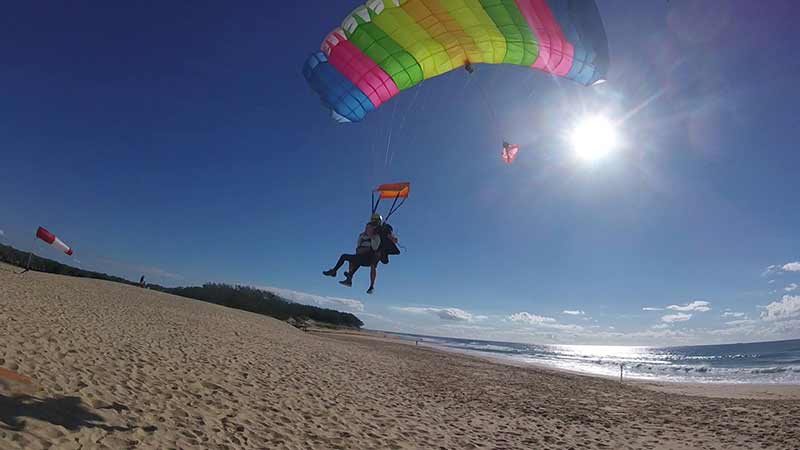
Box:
36;226;73;256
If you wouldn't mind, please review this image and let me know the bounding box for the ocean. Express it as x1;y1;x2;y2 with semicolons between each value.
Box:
385;333;800;384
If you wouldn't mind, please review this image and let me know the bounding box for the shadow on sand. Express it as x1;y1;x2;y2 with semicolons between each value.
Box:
0;394;134;432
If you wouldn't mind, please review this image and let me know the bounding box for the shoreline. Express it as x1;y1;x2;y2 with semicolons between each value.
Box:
328;329;800;400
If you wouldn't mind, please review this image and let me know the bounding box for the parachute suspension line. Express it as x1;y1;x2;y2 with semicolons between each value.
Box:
397;81;423;136
404;82;428;157
389;81;424;167
383;100;401;168
385;192;406;222
372;191;406;221
476;73;503;142
526;69;540;100
462;73;473;95
369;109;386;189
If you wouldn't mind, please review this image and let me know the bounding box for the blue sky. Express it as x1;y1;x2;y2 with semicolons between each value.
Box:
2;0;799;345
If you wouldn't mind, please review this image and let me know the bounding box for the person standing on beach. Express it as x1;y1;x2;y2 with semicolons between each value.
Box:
323;214;382;294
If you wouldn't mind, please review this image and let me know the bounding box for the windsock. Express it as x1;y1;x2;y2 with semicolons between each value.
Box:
36;227;73;256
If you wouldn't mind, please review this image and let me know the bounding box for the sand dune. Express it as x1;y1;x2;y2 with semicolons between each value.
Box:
1;262;799;449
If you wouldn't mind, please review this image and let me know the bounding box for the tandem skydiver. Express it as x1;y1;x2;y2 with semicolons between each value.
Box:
323;214;383;294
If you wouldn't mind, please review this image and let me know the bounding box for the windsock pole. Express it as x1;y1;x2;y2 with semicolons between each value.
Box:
18;236;36;274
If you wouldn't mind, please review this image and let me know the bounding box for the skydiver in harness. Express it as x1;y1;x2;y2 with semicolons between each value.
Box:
323;214;383;294
323;182;408;295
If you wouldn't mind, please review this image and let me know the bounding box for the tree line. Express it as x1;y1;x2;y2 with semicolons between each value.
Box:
0;243;363;328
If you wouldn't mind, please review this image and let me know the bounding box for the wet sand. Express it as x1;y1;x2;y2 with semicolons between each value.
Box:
1;263;799;449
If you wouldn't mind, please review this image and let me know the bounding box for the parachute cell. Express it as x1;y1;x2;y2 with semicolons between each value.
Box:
304;0;609;122
302;52;375;123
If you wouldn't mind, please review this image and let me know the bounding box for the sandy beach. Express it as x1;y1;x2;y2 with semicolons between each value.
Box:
1;263;799;450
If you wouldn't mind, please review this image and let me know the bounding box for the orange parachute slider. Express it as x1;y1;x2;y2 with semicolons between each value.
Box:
372;182;410;222
375;182;410;199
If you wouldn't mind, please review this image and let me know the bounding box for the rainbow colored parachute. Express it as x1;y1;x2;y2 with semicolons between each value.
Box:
303;0;609;123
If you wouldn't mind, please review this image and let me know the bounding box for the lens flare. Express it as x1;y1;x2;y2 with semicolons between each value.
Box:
570;115;618;162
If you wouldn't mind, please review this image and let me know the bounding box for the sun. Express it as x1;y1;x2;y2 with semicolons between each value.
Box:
569;115;619;163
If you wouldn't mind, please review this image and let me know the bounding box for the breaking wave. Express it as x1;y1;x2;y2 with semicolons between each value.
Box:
388;334;800;384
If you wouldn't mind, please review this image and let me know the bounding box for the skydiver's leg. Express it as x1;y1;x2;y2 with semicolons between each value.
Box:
346;262;360;279
367;263;377;294
340;262;358;287
333;254;353;271
325;254;354;277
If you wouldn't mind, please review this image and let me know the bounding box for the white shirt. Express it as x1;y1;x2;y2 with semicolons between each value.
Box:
356;232;380;253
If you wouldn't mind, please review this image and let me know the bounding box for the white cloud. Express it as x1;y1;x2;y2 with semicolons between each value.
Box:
543;322;586;332
433;308;473;322
261;286;364;312
642;307;663;311
662;313;692;323
768;279;776;284
0;229;5;237
357;312;385;320
94;257;184;281
323;297;366;312
758;318;800;336
145;267;183;280
725;319;757;326
562;310;585;316
784;283;799;292
375;305;798;346
503;312;586;333
722;311;746;318
507;312;557;325
764;262;800;275
783;262;800;272
760;295;800;322
395;307;477;322
666;301;711;312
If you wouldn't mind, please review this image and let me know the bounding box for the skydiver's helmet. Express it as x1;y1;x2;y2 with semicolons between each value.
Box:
370;213;383;225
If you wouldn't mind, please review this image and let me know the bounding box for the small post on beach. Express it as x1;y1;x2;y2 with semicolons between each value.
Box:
619;363;624;383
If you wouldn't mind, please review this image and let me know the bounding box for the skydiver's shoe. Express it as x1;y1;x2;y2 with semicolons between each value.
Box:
339;279;352;287
366;287;374;294
323;269;336;277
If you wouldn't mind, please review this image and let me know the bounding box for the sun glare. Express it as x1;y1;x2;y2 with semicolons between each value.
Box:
569;115;619;163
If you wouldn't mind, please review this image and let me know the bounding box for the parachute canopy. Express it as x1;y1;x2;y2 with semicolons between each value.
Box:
502;142;520;164
36;226;73;256
303;0;610;123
